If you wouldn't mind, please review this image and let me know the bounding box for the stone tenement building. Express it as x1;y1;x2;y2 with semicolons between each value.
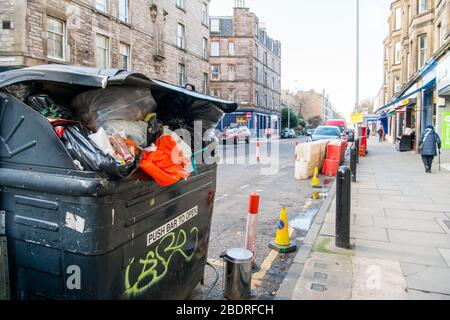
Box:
281;89;342;128
209;2;282;137
0;0;211;93
376;0;450;164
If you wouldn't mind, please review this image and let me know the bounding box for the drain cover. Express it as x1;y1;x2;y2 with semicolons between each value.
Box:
314;262;327;269
314;272;328;280
311;283;326;292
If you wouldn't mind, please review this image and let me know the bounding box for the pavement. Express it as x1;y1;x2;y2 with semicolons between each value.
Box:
276;138;450;300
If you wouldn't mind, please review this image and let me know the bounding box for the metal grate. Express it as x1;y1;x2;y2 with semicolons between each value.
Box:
310;283;326;292
314;272;328;280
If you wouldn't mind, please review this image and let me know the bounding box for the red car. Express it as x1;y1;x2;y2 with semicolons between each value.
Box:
219;126;251;144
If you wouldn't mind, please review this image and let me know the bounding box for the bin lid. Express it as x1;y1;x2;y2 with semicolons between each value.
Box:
223;248;253;264
0;65;238;113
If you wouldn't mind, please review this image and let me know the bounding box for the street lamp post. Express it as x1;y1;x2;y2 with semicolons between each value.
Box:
356;0;360;112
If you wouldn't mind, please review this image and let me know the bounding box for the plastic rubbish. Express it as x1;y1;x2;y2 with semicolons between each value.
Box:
88;127;116;158
146;113;163;145
71;86;157;128
28;94;73;119
60;123;138;180
103;120;148;147
110;134;134;164
163;126;193;173
139;136;190;187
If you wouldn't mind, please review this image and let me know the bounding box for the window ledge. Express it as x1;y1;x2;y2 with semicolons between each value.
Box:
46;56;68;64
176;6;186;13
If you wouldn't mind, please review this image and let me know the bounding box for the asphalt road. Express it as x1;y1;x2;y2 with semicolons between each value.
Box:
191;137;334;300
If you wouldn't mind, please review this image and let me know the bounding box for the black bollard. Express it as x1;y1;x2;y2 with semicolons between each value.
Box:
336;166;351;249
350;146;357;183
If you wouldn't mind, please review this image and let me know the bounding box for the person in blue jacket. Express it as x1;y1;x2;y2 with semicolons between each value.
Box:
419;125;442;173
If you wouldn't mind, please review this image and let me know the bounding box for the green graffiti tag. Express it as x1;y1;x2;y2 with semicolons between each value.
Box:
123;227;199;297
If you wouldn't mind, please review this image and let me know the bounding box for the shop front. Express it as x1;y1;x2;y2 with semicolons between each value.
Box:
436;50;450;167
219;110;280;138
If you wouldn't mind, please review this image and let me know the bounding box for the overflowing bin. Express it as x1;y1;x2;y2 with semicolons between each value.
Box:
0;65;237;300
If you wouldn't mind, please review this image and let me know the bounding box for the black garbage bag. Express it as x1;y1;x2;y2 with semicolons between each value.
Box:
28;94;73;119
60;123;139;180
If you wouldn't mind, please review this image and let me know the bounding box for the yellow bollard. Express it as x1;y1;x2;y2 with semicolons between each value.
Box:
269;208;297;254
311;167;321;188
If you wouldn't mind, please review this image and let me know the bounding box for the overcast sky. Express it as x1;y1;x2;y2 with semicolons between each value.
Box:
210;0;391;118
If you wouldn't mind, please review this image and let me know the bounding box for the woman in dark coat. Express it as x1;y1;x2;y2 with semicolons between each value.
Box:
419;125;442;173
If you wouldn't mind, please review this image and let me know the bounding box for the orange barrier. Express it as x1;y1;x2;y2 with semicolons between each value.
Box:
322;159;340;177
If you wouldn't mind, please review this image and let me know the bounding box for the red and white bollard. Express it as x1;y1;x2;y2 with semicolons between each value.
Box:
245;193;260;271
256;142;261;162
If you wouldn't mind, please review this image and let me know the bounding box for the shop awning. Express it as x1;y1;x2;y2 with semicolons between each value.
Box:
375;79;436;114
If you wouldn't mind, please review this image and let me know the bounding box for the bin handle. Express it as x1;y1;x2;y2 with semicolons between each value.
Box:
184;84;196;91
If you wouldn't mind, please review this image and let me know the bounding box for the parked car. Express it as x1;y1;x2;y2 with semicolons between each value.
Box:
326;119;348;140
219;126;251;144
281;128;297;139
309;126;342;141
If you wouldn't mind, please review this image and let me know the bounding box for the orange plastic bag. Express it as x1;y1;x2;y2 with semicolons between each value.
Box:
139;136;190;187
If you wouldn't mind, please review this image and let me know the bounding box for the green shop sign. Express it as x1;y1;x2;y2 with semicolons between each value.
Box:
443;112;450;149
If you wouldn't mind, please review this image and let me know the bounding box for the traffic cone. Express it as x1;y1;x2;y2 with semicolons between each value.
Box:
311;167;321;188
269;208;297;254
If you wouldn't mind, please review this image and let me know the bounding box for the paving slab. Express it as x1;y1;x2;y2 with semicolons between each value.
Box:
438;248;450;267
380;195;434;204
384;209;447;220
353;215;373;227
291;252;353;300
351;257;409;300
321;223;389;242
411;203;450;212
356;189;403;195
407;289;450;300
354;239;447;267
401;263;450;295
352;207;386;217
373;216;445;233
388;229;450;248
355;200;411;209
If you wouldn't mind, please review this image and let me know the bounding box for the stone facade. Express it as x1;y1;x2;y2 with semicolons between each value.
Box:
209;5;282;136
378;0;450;152
281;89;341;127
382;0;437;103
0;0;210;91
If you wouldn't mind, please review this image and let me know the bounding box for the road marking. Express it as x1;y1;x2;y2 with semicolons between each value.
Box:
240;184;250;190
207;259;224;268
215;194;229;202
252;227;296;288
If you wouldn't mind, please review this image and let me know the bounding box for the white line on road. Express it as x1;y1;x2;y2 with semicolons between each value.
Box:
215;194;229;202
240;184;250;190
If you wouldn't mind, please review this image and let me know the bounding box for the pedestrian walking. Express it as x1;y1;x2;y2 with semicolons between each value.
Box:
418;125;442;173
367;127;371;140
377;126;384;142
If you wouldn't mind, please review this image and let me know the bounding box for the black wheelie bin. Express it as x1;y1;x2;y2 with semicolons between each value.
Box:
0;65;237;300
